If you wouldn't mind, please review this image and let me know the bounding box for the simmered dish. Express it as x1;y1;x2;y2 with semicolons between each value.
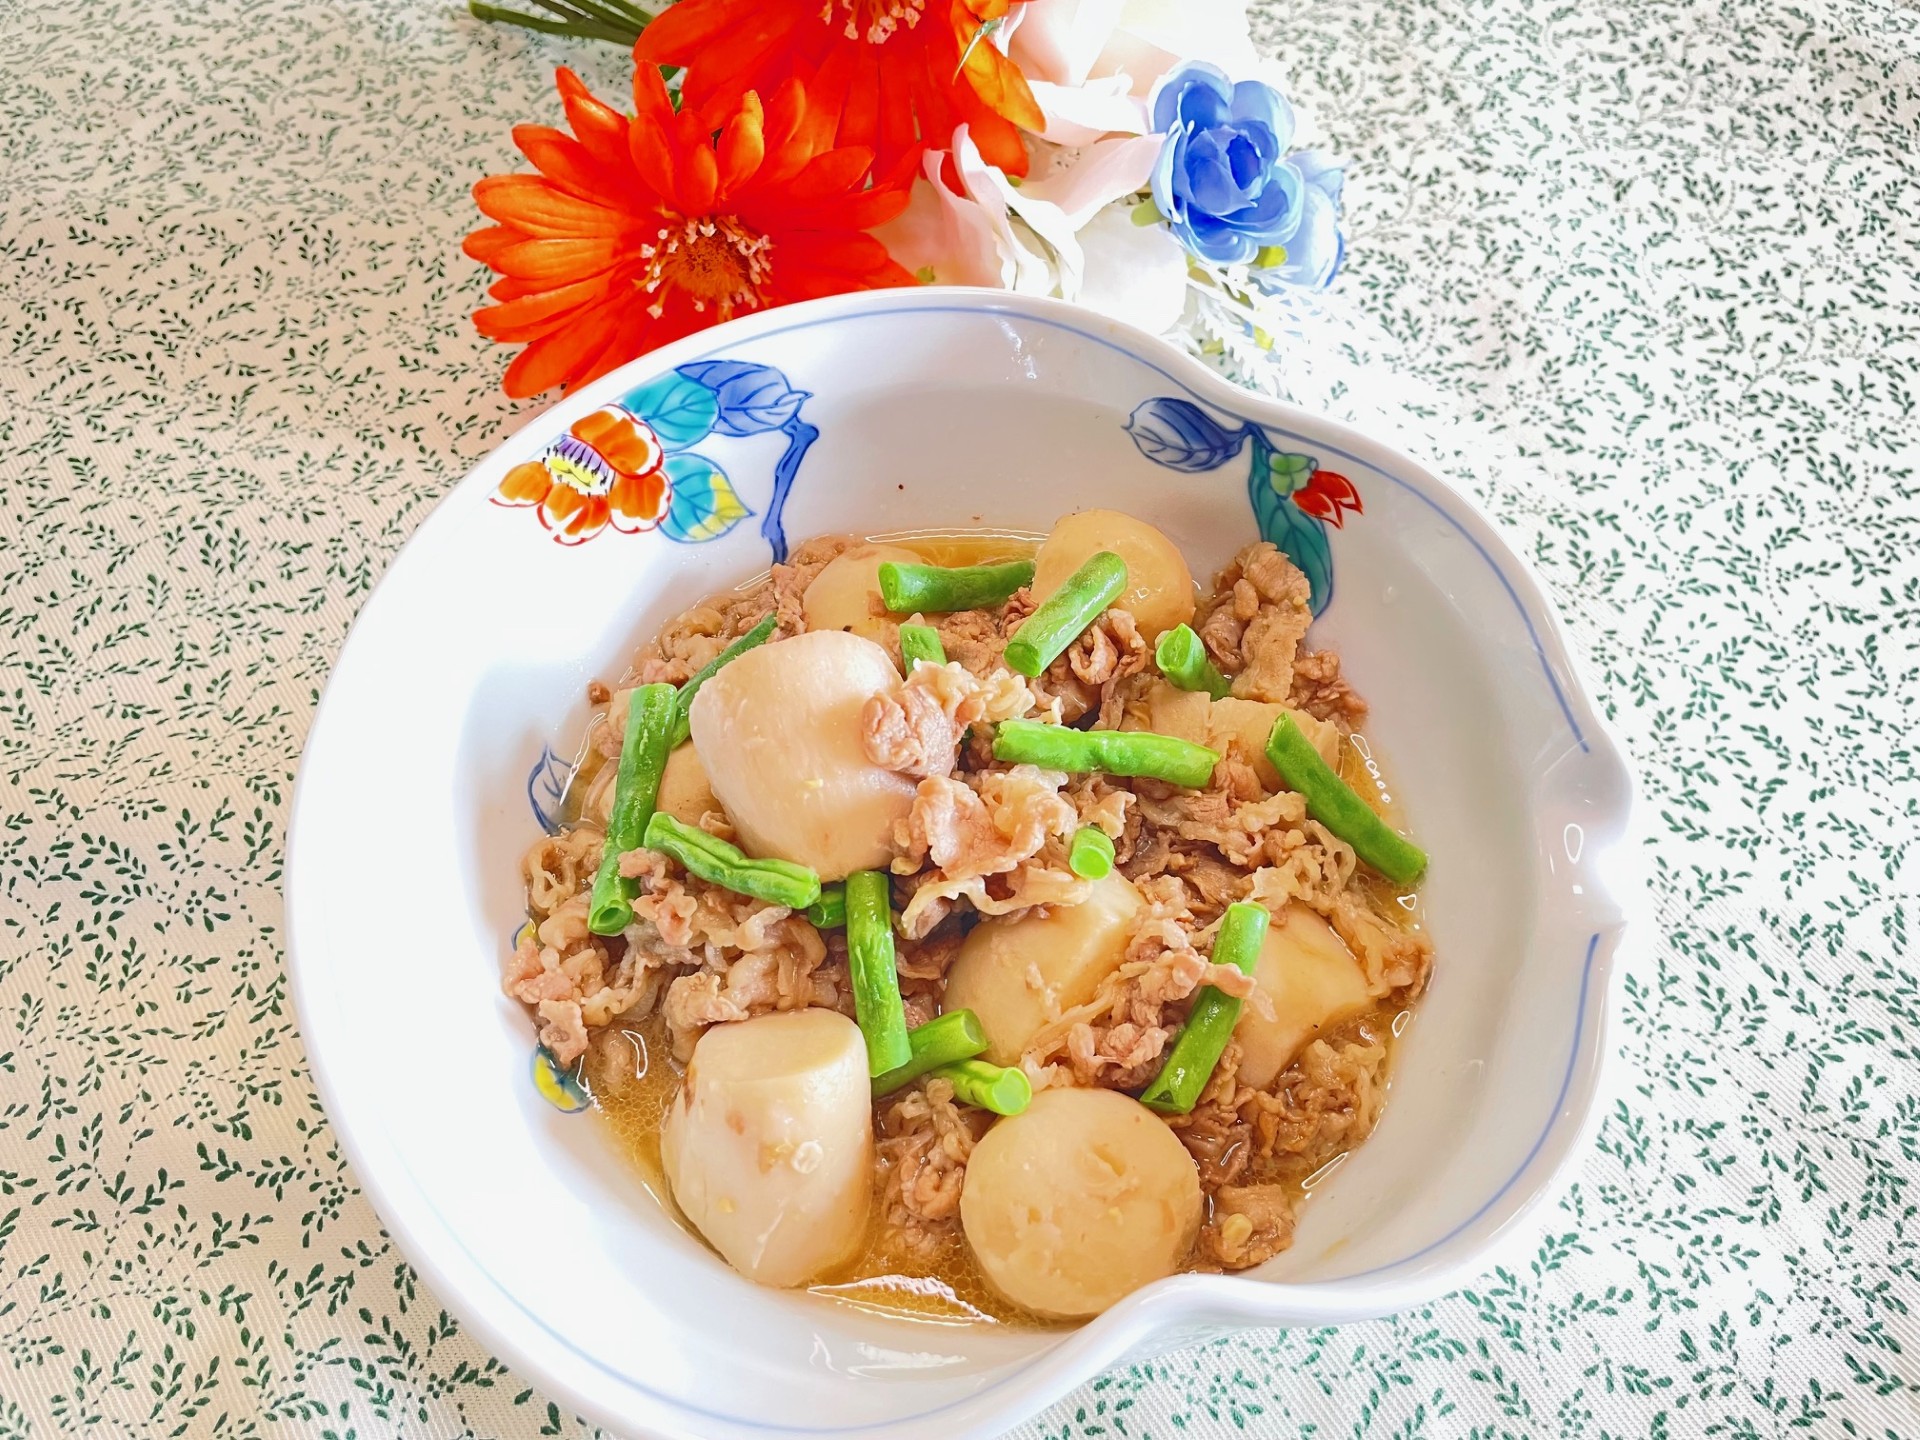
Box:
504;513;1434;1322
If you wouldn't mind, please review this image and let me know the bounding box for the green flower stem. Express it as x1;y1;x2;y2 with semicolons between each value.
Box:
468;0;635;44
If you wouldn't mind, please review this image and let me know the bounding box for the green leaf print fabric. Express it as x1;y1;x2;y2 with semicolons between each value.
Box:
0;0;1915;1436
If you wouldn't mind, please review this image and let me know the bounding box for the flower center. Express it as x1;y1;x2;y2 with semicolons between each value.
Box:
639;215;773;320
819;0;924;44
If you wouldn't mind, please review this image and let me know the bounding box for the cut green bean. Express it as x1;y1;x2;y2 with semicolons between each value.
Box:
587;682;677;935
992;718;1218;788
640;811;821;910
845;870;912;1076
878;559;1035;614
870;1009;988;1096
1154;623;1232;700
805;883;846;929
668;613;777;747
1003;551;1127;677
933;1058;1032;1116
1265;713;1427;885
1140;901;1271;1115
897;622;948;669
1068;826;1115;879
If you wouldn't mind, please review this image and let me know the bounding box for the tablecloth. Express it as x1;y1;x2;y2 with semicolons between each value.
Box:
3;0;1917;1435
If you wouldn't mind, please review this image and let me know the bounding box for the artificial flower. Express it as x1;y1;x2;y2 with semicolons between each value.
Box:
876;126;1182;332
632;0;1046;176
465;67;914;397
1249;149;1345;290
1149;61;1306;267
1007;0;1262;143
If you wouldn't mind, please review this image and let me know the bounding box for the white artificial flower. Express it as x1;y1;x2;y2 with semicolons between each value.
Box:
1074;200;1191;334
874;128;1164;313
1007;0;1260;141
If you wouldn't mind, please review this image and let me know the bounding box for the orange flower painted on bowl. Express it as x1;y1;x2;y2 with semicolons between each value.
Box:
495;405;672;544
1292;469;1363;527
464;66;917;399
634;0;1042;178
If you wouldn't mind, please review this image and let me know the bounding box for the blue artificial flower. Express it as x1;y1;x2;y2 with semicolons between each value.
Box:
1150;62;1307;267
1251;148;1347;291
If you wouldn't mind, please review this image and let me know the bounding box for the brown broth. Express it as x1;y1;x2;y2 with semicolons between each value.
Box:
551;529;1426;1327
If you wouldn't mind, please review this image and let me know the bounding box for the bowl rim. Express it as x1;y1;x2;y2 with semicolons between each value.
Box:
286;287;1634;1440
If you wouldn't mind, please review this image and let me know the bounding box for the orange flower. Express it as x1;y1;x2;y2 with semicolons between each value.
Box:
495;405;672;543
1293;470;1363;527
634;0;1042;177
465;67;917;398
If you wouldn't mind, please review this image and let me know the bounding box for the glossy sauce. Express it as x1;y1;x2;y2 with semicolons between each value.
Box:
557;530;1425;1327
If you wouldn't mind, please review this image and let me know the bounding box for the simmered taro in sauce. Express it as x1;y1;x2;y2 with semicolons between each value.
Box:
504;517;1434;1325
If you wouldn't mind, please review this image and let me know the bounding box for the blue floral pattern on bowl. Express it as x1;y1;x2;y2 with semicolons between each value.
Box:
1126;395;1362;616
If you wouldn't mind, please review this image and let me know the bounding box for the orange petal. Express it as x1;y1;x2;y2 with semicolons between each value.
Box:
473;276;609;342
514;125;636;204
632;0;752;63
463;224;532;266
555;68;633;170
571;409;663;476
489;235;623;283
955;16;1044;134
497;460;553;507
474;176;624;237
762;77;808;157
716;92;766;194
631;60;677;131
958;99;1029;177
556;494;612;544
503;312;626;398
609;468;669;529
676;132;719;214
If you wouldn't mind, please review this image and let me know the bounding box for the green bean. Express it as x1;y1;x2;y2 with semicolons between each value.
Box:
1002;551;1127;677
1068;825;1115;879
587;683;677;935
668;613;777;747
1140;902;1271;1115
932;1058;1032;1116
897;622;948;669
992;719;1218;788
845;870;912;1076
878;559;1034;614
1154;623;1232;700
805;883;846;929
1265;713;1427;884
870;1009;988;1096
640;811;821;910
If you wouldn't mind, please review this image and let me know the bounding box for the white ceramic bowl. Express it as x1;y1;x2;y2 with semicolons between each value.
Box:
287;290;1632;1440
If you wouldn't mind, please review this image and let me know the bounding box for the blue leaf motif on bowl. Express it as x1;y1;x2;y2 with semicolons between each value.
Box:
524;744;572;835
1125;397;1363;617
1123;397;1249;472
